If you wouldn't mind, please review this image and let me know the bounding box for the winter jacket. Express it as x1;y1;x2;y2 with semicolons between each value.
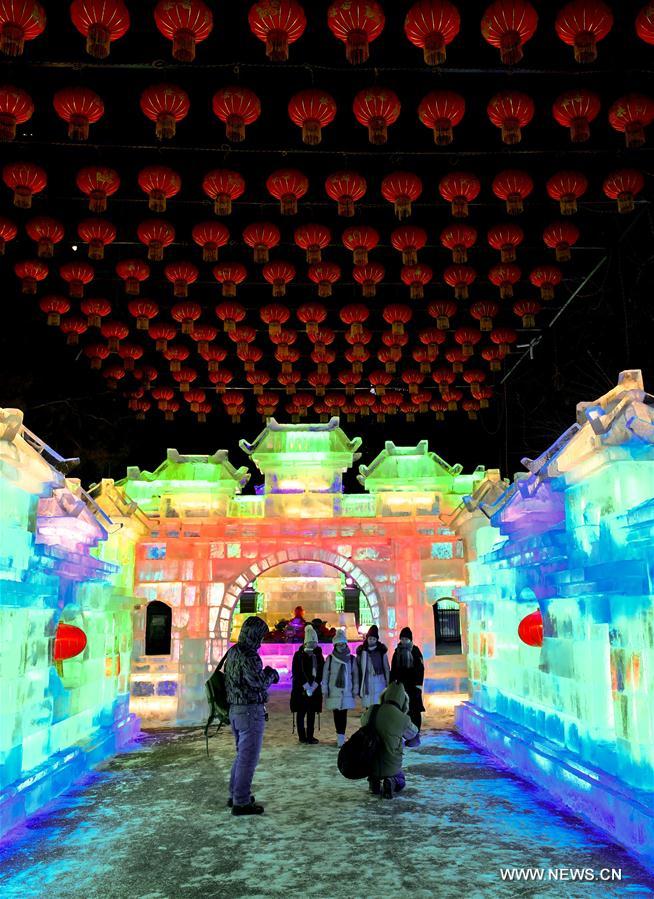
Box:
290;647;324;713
390;645;426;714
321;651;359;711
357;643;390;707
360;681;419;778
225;616;278;705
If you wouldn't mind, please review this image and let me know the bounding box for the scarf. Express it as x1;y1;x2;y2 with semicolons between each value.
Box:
366;645;384;676
331;649;349;688
303;650;317;680
396;642;414;669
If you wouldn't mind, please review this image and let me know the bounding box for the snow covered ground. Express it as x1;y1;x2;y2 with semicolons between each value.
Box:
1;690;653;899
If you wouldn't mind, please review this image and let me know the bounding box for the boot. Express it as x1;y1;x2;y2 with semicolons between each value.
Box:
368;777;381;795
337;733;345;748
306;737;319;744
232;801;265;816
382;778;394;800
227;794;254;808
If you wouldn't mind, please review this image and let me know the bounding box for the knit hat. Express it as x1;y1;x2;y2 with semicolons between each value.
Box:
333;627;347;645
366;625;379;640
304;624;318;645
400;626;413;640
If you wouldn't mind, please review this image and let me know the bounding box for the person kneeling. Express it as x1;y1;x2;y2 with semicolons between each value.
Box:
361;681;418;800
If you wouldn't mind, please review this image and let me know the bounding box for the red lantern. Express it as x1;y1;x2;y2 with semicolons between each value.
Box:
137;165;181;212
209;368;233;393
427;299;457;330
266;169;308;215
338;368;362;396
327;0;385;64
0;84;33;140
247;370;271;395
263;260;296;296
433;367;456;392
212;86;261;142
248;0;306;61
487;90;534;144
140;83;190;140
513;299;541;328
340;303;369;337
257;391;280;416
454;326;481;356
440;224;476;263
213;262;247;296
552;88;600;143
164;345;190;374
288;89;337;145
609;94;654;149
383;303;412;336
243;222;281;262
60;260;94;297
200;346;227;373
488;263;521;299
308;262;340;298
490;326;518;353
238;344;263;372
473;385;494;408
555;0;613;63
15;258;47;293
164;261;198;298
53;621;87;662
149;323;176;352
192;221;229;261
39;295;70;326
368;370;392;395
202;169;245;215
391;226;427;264
402;369;425;395
100;319;129;352
116;259;150;295
543;221;580;261
470;299;499;331
492;169;533;214
294;224;331;263
70;0;128;58
25;216;64;257
76;165;119;212
325;171;367;216
481;0;538;64
0;0;45;56
418;90;465;144
342;225;378;264
53;87;103;141
172;303;202;336
381;172;422;220
154;0;212;61
0;215;17;253
118;341;143;370
418;327;445;358
546;171;588;215
603;169;645;214
637;4;654;44
518;609;543;646
137;219;175;261
172;365;198;393
487;223;523;262
431;399;448;420
353;87;401;145
77;218;116;260
152;386;174;411
438;171;480;217
83;341;109;368
444;264;476;299
404;0;460;65
401;264;432;299
3;161;46;208
353;263;384;298
128;299;159;330
529;264;562;300
297;301;327;337
215;300;246;333
482;345;506;371
307;371;330;396
189;324;218;354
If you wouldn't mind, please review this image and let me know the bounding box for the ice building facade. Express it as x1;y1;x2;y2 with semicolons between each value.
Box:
453;371;654;868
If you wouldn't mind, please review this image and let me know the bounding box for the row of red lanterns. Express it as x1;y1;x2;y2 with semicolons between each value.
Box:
3;2;652;66
2;83;652;149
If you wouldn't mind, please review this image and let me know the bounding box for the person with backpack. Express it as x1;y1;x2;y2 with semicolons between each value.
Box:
356;625;390;709
290;624;324;744
360;681;419;799
321;628;359;747
390;626;425;736
224;616;280;816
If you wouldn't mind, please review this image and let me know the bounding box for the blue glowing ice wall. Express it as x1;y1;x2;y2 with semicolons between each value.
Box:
453;371;654;869
0;408;141;838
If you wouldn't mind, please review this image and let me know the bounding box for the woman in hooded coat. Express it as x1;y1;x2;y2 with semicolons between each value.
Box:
356;625;390;708
360;681;419;799
290;624;324;744
390;626;425;733
321;628;359;747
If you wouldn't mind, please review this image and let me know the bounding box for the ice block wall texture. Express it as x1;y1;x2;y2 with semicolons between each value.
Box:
0;409;141;838
454;371;654;869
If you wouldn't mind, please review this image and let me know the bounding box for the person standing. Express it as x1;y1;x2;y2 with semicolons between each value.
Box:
224;616;279;816
290;624;324;744
321;628;359;747
390;626;425;736
361;681;419;799
357;625;390;709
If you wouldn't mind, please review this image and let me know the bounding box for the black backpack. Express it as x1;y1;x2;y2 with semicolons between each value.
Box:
204;649;230;755
337;705;381;780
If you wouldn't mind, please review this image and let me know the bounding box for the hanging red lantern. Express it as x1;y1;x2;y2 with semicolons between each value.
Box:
353;263;384;298
555;0;613;63
257;391;279;416
342;226;378;264
438;171;480;217
327;0;385;64
3;161;46;208
404;0;460;65
248;0;306;61
202;169;245;215
513;299;541;328
481;0;538;64
454;326;481;356
290;392;314;417
192;221;229;262
288;89;337;145
294;224;331;263
102;362;126;388
413;348;434;373
15;258;47;293
189;323;218;355
430;398;449;420
470;299;500;331
83;341;109;368
215;300;246;333
118;342;143;370
247;370;271;395
152;386;174;411
116;259;150;295
100;319;129;352
154;0;212;61
518;609;543;646
70;0;128;58
297;301;328;337
402;369;425;395
487;223;524;262
209;368;233;393
353;87;401;144
353;393;374;416
263;260;296;296
546;171;588;215
266;169;308;215
39;295;70;326
127;299;159;330
383;303;412;336
60;260;94;297
0;84;33;140
25;216;64;257
418;327;445;359
381;172;422;220
440;224;477;263
140;83;190;140
243;222;281;262
482;345;505;371
200;345;227;372
213;262;247;296
473;385;494;408
338;368;362;397
311;347;335;373
163;342;189;373
444;264;476;299
212;86;261;142
307;371;330;396
276;352;301;376
609;94;654;149
53;621;87;662
0;215;17;253
137;218;175;261
603;169;645;214
543;221;580;261
490;326;518;354
401;264;433;299
76;165;119;212
391;226;427;265
487;91;534;144
325;171;367;216
308;262;341;298
0;1;45;57
427;299;457;330
53;86;103;141
77;218;116;260
433;367;456;393
149;322;177;352
171;302;202;335
418;90;465;144
492;169;533;214
172;365;198;394
340;303;369;337
238;344;263;372
132;365;158;390
488;263;521;299
552;88;600;143
637;4;654;44
368;370;391;395
164;261;199;298
137;165;181;213
529;264;562;300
